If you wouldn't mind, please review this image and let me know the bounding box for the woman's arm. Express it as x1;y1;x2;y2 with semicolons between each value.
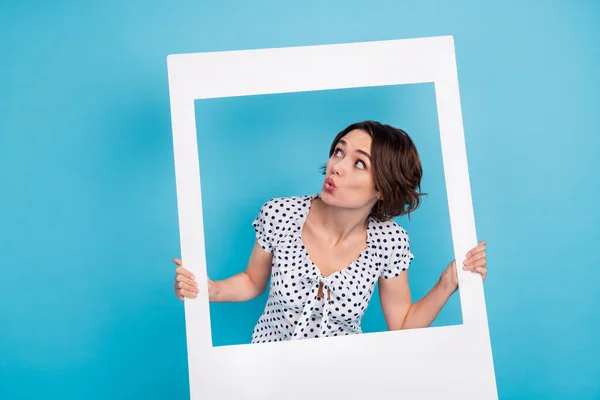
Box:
379;241;488;330
379;271;454;331
398;281;454;329
378;272;412;330
210;240;274;302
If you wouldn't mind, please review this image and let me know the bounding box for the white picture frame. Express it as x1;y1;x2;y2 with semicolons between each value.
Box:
166;35;497;400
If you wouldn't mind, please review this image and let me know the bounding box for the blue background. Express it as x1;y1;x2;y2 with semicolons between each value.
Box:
1;1;599;399
195;83;459;347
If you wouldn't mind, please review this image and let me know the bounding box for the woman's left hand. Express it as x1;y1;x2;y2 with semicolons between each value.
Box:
462;240;488;280
437;240;487;295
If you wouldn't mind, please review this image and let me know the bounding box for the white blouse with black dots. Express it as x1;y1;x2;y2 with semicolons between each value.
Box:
250;194;414;343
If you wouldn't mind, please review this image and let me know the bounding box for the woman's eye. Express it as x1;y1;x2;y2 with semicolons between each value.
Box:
356;160;366;169
334;149;342;157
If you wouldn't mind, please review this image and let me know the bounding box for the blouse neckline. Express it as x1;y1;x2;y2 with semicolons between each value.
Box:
296;193;375;281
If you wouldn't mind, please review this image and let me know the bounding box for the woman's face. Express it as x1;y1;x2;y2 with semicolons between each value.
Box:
320;129;380;212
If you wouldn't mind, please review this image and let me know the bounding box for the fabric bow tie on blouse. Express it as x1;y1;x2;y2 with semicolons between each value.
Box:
293;271;333;339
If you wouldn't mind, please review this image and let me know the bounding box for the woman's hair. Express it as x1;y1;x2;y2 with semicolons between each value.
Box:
320;120;427;222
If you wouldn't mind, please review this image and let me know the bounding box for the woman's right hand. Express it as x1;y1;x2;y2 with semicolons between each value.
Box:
173;258;218;301
174;258;199;300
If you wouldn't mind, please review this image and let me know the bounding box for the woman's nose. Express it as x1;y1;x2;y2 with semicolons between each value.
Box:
332;160;347;176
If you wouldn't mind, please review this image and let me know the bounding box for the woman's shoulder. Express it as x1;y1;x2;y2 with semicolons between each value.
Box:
252;194;315;250
259;194;314;208
369;218;414;271
369;217;411;241
258;194;314;214
255;194;316;223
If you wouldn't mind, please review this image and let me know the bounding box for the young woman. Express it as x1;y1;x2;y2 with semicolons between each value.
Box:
173;121;487;343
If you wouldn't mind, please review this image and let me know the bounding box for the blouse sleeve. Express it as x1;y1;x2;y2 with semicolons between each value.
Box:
381;228;414;279
252;199;275;253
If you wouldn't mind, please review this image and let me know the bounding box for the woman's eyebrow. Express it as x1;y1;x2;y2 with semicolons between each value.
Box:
357;150;371;160
338;139;371;160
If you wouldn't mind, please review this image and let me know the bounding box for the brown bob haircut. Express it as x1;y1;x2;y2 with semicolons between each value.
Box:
320;120;426;222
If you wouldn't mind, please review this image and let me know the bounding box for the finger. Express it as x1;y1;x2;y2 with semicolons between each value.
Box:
464;251;486;266
464;258;487;271
180;288;198;299
466;244;485;257
175;282;191;294
176;281;199;294
471;266;487;280
175;274;198;287
173;258;182;266
174;285;185;301
175;283;199;299
470;257;487;269
465;241;486;257
175;266;195;280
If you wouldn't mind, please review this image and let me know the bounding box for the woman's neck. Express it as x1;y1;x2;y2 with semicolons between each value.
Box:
310;196;371;246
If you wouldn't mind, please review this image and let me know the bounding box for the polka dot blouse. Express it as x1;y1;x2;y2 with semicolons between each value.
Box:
250;194;414;343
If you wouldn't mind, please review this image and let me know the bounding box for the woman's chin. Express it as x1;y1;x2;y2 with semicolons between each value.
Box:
319;190;339;207
320;188;335;198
